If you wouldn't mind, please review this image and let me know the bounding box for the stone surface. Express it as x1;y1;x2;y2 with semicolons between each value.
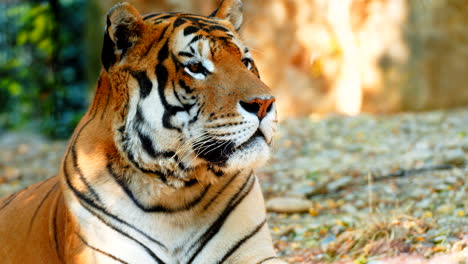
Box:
266;197;313;213
442;148;466;166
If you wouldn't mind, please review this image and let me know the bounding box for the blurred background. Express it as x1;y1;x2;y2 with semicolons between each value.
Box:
1;0;467;138
1;1;467;262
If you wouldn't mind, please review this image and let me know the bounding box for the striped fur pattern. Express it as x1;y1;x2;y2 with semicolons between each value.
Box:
0;1;285;263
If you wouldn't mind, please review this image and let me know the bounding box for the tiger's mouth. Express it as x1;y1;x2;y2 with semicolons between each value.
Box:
194;129;267;165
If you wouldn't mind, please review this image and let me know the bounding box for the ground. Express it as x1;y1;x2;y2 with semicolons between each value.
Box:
1;109;467;263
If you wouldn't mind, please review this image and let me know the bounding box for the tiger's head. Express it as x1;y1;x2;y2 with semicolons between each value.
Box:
101;0;277;183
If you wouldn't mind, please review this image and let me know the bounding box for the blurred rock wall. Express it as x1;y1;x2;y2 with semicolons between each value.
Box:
93;0;468;117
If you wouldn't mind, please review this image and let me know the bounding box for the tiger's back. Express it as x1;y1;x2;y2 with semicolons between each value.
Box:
0;1;286;263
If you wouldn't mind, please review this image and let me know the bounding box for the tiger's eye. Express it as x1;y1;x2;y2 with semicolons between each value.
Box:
242;58;252;70
188;62;205;74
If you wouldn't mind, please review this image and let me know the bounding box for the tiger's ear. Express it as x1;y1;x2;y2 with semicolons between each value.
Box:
101;2;143;71
210;0;243;31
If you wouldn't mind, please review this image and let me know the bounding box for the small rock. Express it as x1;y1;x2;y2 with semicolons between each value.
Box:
341;204;358;214
462;139;468;152
452;238;468;252
436;204;454;214
291;184;315;195
346;144;363;152
1;166;21;181
266;197;313;213
442;148;466;166
16;144;29;155
326;176;352;192
368;261;385;264
320;234;336;248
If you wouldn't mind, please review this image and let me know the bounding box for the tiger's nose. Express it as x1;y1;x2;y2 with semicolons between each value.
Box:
239;97;275;120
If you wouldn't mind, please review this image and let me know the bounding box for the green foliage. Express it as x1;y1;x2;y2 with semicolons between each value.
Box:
0;0;88;138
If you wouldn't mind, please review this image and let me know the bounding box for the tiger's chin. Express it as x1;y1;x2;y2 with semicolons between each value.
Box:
224;136;272;172
201;133;272;174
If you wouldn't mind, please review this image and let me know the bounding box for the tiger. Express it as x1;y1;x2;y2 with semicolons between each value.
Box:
0;0;286;263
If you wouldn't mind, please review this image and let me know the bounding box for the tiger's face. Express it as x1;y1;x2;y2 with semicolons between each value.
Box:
103;2;277;181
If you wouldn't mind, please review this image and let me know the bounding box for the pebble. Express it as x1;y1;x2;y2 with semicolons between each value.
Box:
442;148;466;166
436;204;455;214
266;197;313;213
326;176;352;192
1;166;21;181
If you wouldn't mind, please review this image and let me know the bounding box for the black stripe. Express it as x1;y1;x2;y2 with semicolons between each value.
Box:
155;65;168;98
157;26;170;41
107;162;211;213
178;51;194;58
208;166;224;177
58;80;165;259
208;25;230;32
142;40;156;58
135;128;176;160
76;232;129;264
215;220;267;264
143;13;160;20
209;5;221;17
186;174;256;263
135;106;145;124
62;102;99;201
257;256;279;264
62;110;167;251
52;195;63;263
172;80;185;107
179;80;194;93
183;15;219;25
64;164;167;264
63;100;102;206
118;128;170;179
63;161;167;249
100;82;112;120
0;192;19;211
78;201;166;264
203;171;239;210
156;14;175;20
171;81;195;112
183;26;199;36
156;63;184;132
101;18;117;71
189;35;202;45
188;106;202;124
28;183;59;233
71;146;101;202
173;17;187;28
131;71;153;99
129;109;177;161
89;76;103;117
0;177;52;211
137;130;158;158
143;26;169;58
158;41;169;62
206;122;245;129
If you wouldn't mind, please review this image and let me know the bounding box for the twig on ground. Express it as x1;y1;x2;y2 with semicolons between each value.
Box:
306;164;460;198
